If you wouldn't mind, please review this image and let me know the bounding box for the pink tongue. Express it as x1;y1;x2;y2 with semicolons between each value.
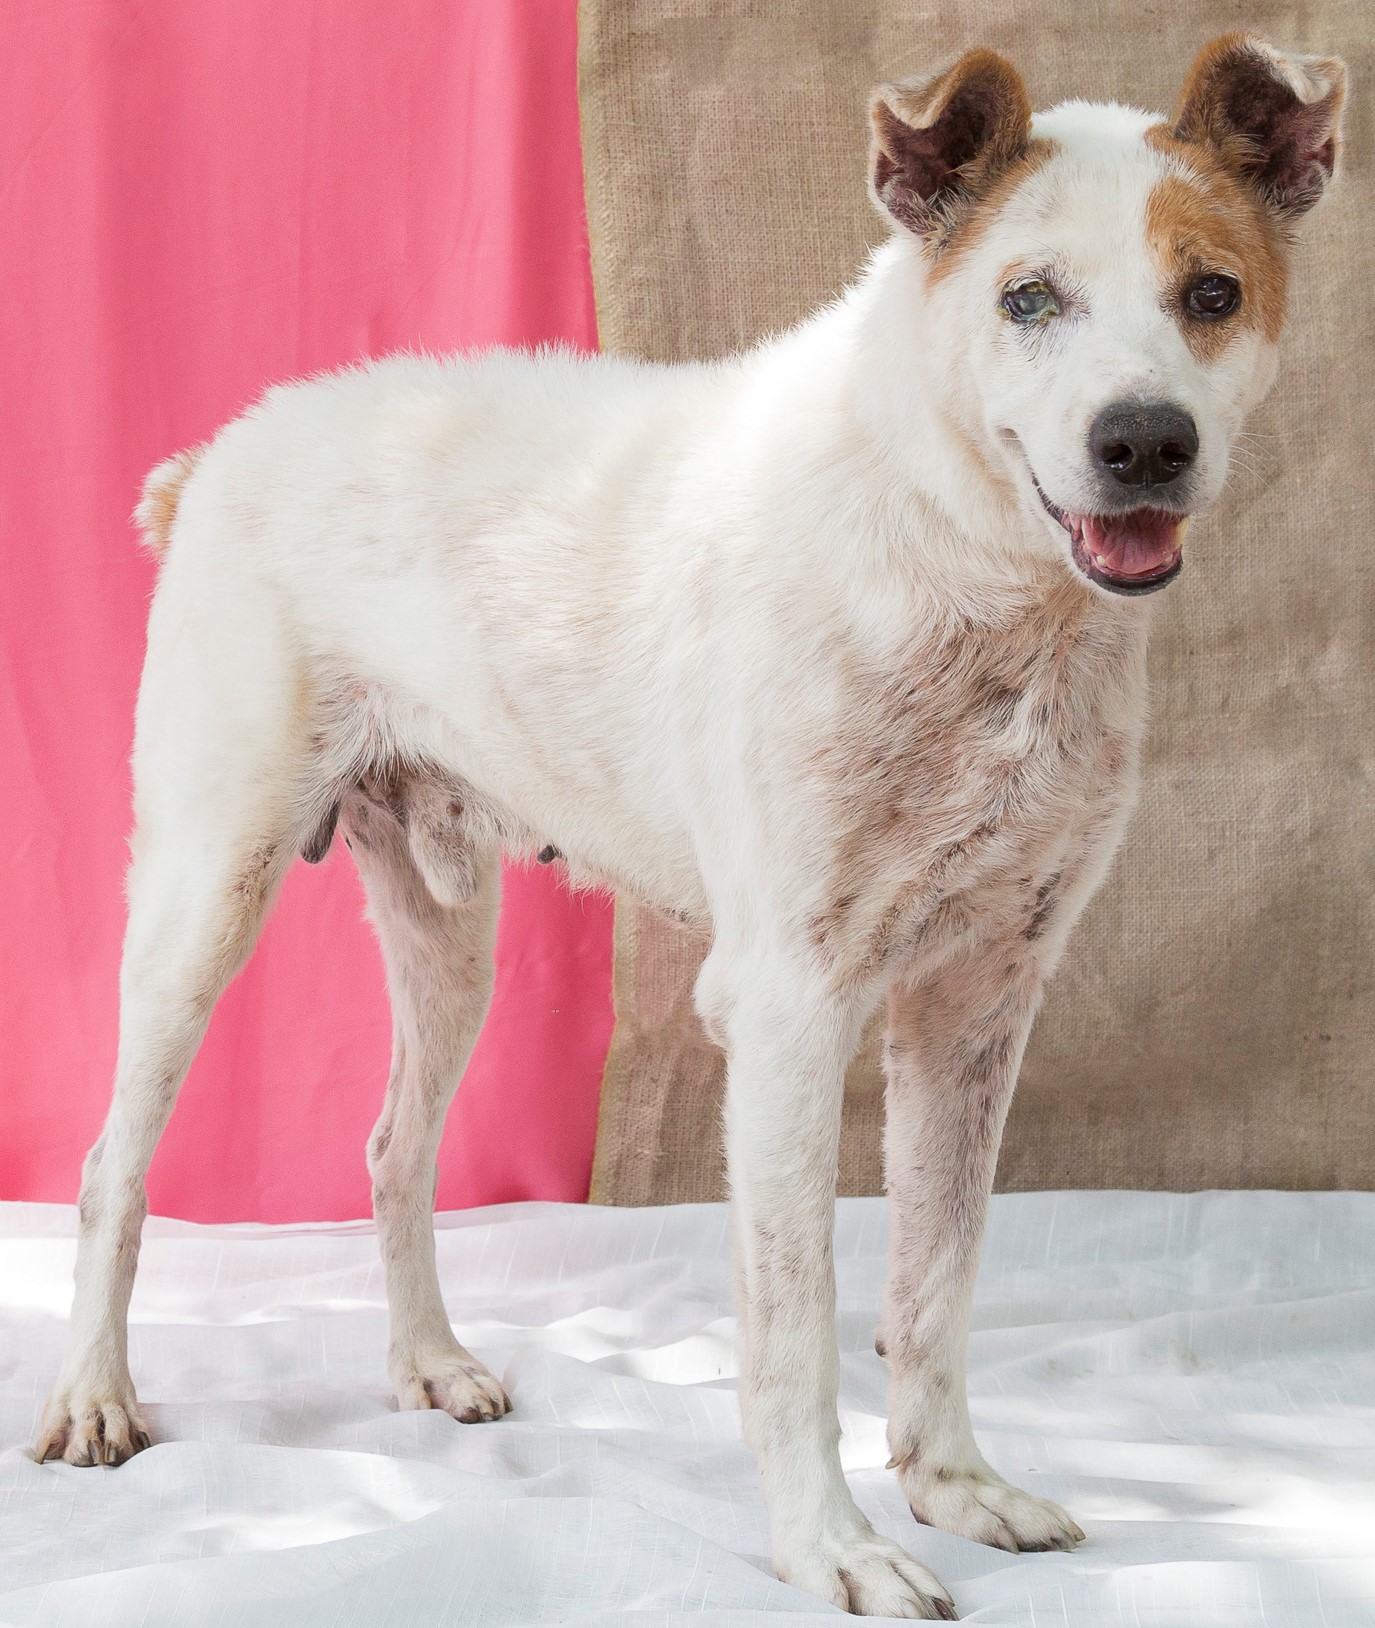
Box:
1082;511;1183;578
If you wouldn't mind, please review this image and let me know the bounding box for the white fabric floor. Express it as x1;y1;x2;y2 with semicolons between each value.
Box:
0;1191;1372;1626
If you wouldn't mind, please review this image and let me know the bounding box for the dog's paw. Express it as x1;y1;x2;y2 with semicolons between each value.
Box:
393;1350;511;1423
898;1460;1083;1554
34;1388;152;1467
777;1526;956;1619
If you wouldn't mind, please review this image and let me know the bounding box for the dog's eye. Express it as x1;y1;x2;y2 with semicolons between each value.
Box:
1184;274;1241;320
1001;279;1059;324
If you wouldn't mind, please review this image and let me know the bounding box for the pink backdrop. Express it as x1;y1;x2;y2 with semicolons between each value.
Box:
0;1;614;1222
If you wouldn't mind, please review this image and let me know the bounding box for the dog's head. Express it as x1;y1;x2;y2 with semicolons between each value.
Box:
869;35;1346;595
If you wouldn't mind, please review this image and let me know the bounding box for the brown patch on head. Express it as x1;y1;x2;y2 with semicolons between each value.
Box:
1144;128;1289;358
1140;35;1344;364
870;48;1043;270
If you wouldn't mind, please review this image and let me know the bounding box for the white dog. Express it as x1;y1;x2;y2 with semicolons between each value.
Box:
37;34;1344;1620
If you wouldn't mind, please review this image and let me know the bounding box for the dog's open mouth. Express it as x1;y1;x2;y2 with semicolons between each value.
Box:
1032;477;1187;596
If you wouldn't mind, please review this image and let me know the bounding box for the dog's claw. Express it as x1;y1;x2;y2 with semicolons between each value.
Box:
34;1392;153;1467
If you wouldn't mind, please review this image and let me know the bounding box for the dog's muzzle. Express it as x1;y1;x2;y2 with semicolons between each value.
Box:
1032;476;1187;596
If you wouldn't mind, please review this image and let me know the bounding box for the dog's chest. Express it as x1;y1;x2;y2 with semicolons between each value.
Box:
806;602;1145;977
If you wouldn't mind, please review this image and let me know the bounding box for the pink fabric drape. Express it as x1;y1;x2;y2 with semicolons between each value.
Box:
0;1;613;1221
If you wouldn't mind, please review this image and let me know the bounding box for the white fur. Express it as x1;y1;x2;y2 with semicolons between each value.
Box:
36;51;1335;1619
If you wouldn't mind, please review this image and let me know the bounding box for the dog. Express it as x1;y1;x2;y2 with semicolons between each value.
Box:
36;33;1344;1621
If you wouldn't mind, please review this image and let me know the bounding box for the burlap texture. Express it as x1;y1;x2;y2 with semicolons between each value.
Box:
581;1;1374;1204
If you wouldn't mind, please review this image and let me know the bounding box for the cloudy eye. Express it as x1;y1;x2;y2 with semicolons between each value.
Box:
1184;273;1241;320
1001;279;1060;324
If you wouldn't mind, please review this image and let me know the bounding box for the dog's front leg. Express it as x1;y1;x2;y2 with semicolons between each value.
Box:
882;946;1084;1554
701;950;956;1620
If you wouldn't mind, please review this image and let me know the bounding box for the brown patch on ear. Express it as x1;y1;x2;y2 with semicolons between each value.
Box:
1145;127;1289;357
870;49;1033;249
1173;33;1347;218
923;138;1056;286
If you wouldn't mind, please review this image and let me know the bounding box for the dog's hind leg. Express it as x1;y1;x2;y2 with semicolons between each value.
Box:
36;575;312;1466
341;782;510;1425
882;944;1085;1554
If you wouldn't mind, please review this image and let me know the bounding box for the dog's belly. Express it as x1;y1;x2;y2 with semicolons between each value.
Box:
315;653;710;921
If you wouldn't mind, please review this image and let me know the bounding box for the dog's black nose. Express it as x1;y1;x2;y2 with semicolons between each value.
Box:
1089;402;1198;489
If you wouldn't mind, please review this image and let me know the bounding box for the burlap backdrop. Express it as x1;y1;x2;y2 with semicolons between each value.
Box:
579;1;1373;1203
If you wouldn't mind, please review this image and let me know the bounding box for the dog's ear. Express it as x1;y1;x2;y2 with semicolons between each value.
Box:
869;50;1032;239
1173;34;1347;218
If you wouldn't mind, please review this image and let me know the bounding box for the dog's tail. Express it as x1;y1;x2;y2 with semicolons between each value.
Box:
133;446;204;561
